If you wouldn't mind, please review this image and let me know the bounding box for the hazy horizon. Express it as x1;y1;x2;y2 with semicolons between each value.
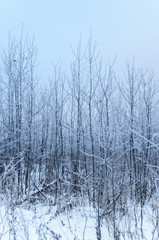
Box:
0;0;159;79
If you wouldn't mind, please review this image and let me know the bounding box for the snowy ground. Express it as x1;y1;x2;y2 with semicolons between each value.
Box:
0;196;159;240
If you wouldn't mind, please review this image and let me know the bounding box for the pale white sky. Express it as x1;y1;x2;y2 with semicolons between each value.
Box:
0;0;159;79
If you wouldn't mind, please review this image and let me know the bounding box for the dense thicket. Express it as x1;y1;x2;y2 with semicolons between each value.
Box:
0;35;159;226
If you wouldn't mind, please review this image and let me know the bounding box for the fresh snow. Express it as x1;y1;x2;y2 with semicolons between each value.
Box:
0;197;159;240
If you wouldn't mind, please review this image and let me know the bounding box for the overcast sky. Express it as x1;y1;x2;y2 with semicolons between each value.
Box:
0;0;159;79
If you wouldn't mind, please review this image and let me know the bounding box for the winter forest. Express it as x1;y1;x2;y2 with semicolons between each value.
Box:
0;34;159;240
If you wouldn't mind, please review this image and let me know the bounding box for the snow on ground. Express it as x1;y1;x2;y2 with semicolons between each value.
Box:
0;197;159;239
0;200;106;240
